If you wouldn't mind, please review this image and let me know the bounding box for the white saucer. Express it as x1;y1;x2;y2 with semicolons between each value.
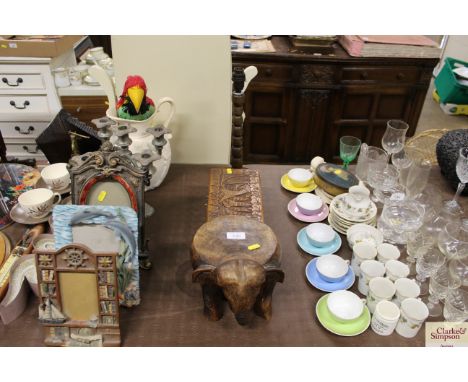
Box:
9;204;51;225
35;178;71;194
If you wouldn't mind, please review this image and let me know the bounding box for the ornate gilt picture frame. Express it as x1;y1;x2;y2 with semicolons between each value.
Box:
68;142;149;266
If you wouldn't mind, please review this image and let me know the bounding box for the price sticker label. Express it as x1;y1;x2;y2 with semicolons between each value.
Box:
98;190;107;202
248;243;261;251
226;168;233;174
226;232;246;240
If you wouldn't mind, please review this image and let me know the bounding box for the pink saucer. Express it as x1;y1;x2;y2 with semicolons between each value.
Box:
287;199;329;223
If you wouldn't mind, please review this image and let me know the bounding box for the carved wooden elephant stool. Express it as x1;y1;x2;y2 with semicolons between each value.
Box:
191;215;284;325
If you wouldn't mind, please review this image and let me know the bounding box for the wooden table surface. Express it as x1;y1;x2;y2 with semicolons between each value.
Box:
0;164;466;346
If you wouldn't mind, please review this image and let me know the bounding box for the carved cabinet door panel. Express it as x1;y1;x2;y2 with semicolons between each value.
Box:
243;84;292;163
290;89;331;162
327;85;417;161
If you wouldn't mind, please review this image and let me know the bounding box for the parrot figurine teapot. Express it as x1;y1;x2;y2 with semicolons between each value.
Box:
88;65;175;190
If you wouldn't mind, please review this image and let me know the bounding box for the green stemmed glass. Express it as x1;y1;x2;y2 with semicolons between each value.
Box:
340;136;362;169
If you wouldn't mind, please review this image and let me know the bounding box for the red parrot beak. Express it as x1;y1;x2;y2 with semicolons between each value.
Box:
127;86;145;113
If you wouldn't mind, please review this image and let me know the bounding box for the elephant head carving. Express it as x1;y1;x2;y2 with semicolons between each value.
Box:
193;259;284;325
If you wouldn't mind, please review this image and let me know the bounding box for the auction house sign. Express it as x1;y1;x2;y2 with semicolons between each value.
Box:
426;322;468;347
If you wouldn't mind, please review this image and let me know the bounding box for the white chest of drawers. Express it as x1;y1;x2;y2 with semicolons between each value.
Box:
0;56;66;161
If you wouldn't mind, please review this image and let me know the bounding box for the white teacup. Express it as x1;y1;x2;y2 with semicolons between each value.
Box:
288;168;313;188
367;276;396;314
393;278;420;307
17;188;61;218
396;298;429;338
351;242;377;275
41;163;70;191
305;223;336;248
327;290;366;323
296;193;323;216
377;243;400;263
358;260;385;296
385;260;410;282
371;300;400;336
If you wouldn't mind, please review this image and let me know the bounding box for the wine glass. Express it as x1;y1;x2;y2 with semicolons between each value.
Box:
392;148;413;187
444;287;468;323
451;147;468;205
340;136;362;169
381;120;409;160
448;255;468;288
438;219;468;260
415;247;446;295
427;265;460;317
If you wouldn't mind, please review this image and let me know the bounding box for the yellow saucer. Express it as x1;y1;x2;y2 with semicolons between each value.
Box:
281;174;317;193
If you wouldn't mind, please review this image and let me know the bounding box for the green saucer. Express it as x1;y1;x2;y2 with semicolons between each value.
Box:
315;294;370;336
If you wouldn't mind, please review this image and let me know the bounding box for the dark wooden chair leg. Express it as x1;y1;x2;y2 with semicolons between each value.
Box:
231;67;246;169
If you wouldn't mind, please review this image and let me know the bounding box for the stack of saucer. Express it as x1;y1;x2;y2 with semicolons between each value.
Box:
315;290;370;337
287;193;329;223
328;185;377;235
314;187;335;205
305;254;355;292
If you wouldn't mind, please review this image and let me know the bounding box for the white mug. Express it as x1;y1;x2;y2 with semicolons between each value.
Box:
396;298;429;338
17;188;61;218
377;243;400;263
351;242;377;275
41;163;70;191
385;260;410;282
367;277;396;314
358;260;385;296
371;300;401;336
393;278;421;307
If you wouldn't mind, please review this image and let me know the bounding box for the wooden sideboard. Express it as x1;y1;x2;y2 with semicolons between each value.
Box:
232;36;440;164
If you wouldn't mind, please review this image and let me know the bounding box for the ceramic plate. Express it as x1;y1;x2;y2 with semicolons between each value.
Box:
305;258;355;292
330;194;377;222
281;174;317;193
35;177;71;195
288;199;329;223
9;204;51;225
297;227;342;256
315;294;371;336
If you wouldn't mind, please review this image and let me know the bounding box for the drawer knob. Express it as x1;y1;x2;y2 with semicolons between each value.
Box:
14;125;35;135
10;100;30;109
22;145;38;154
265;68;273;76
397;72;405;80
360;72;369;80
2;77;23;87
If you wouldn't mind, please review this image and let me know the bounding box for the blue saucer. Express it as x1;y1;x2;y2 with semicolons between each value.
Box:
297;227;342;256
305;258;355;292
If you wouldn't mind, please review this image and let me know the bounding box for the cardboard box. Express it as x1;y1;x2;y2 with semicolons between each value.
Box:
0;35;83;58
